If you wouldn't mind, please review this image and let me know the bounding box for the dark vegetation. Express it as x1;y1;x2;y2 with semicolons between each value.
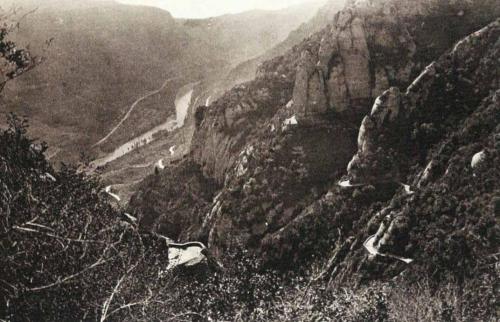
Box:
0;119;413;320
130;160;219;240
0;11;37;92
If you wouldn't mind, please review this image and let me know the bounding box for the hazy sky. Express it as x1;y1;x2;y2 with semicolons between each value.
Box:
115;0;325;18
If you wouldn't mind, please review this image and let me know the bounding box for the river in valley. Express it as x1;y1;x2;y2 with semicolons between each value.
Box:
92;84;195;168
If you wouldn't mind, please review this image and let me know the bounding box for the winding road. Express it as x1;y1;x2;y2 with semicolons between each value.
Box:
338;179;415;195
363;235;413;264
123;213;137;222
104;185;121;202
93;77;178;147
41;172;57;182
400;183;415;195
156;236;208;270
338;179;366;188
156;159;165;170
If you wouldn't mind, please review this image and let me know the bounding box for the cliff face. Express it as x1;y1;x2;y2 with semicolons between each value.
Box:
263;19;499;295
336;18;499;282
192;0;498;183
130;0;499;274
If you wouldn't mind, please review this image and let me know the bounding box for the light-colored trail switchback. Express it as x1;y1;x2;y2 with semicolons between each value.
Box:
93;77;177;147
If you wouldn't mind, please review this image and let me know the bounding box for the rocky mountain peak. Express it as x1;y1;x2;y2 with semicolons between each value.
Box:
131;0;500;280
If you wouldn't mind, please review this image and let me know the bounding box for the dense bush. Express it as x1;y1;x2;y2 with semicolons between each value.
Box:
0;111;497;321
0;10;38;92
0;115;166;320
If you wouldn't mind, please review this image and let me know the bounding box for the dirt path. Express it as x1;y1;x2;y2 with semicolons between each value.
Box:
363;235;413;264
104;185;121;202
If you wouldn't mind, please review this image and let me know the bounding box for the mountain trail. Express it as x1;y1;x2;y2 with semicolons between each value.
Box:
93;77;178;147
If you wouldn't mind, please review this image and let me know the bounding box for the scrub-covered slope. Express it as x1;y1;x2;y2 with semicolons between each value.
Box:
332;18;499;285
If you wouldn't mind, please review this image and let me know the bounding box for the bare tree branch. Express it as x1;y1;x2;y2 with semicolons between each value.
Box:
100;262;140;322
27;257;108;292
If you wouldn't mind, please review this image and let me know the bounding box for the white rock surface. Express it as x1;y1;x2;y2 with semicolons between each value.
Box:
104;186;121;202
166;242;207;270
156;159;165;170
471;150;486;169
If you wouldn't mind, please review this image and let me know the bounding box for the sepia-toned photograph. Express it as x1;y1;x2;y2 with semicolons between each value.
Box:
0;0;498;320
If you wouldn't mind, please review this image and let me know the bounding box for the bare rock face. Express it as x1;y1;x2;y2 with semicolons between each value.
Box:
191;75;295;182
258;18;500;274
334;15;371;104
290;0;500;121
293;9;373;116
292;3;410;117
347;87;404;183
292;50;327;117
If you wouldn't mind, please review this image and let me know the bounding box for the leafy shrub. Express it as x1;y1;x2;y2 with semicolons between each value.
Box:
0;115;164;320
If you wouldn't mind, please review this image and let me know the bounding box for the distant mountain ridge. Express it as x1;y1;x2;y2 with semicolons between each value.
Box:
208;0;347;98
0;0;320;165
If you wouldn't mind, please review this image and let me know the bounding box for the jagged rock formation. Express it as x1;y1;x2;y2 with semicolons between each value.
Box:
341;19;500;279
290;0;500;119
346;87;405;184
130;0;499;274
347;18;500;185
268;18;499;296
192;0;499;183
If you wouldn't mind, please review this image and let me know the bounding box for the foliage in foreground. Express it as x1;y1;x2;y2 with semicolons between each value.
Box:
0;115;165;320
2;116;496;321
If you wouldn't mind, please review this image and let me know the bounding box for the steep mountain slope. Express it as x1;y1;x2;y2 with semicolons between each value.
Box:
192;0;499;184
180;1;326;67
130;0;499;259
1;1;212;165
0;0;319;166
259;20;499;320
333;18;499;285
266;16;499;267
206;0;347;99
